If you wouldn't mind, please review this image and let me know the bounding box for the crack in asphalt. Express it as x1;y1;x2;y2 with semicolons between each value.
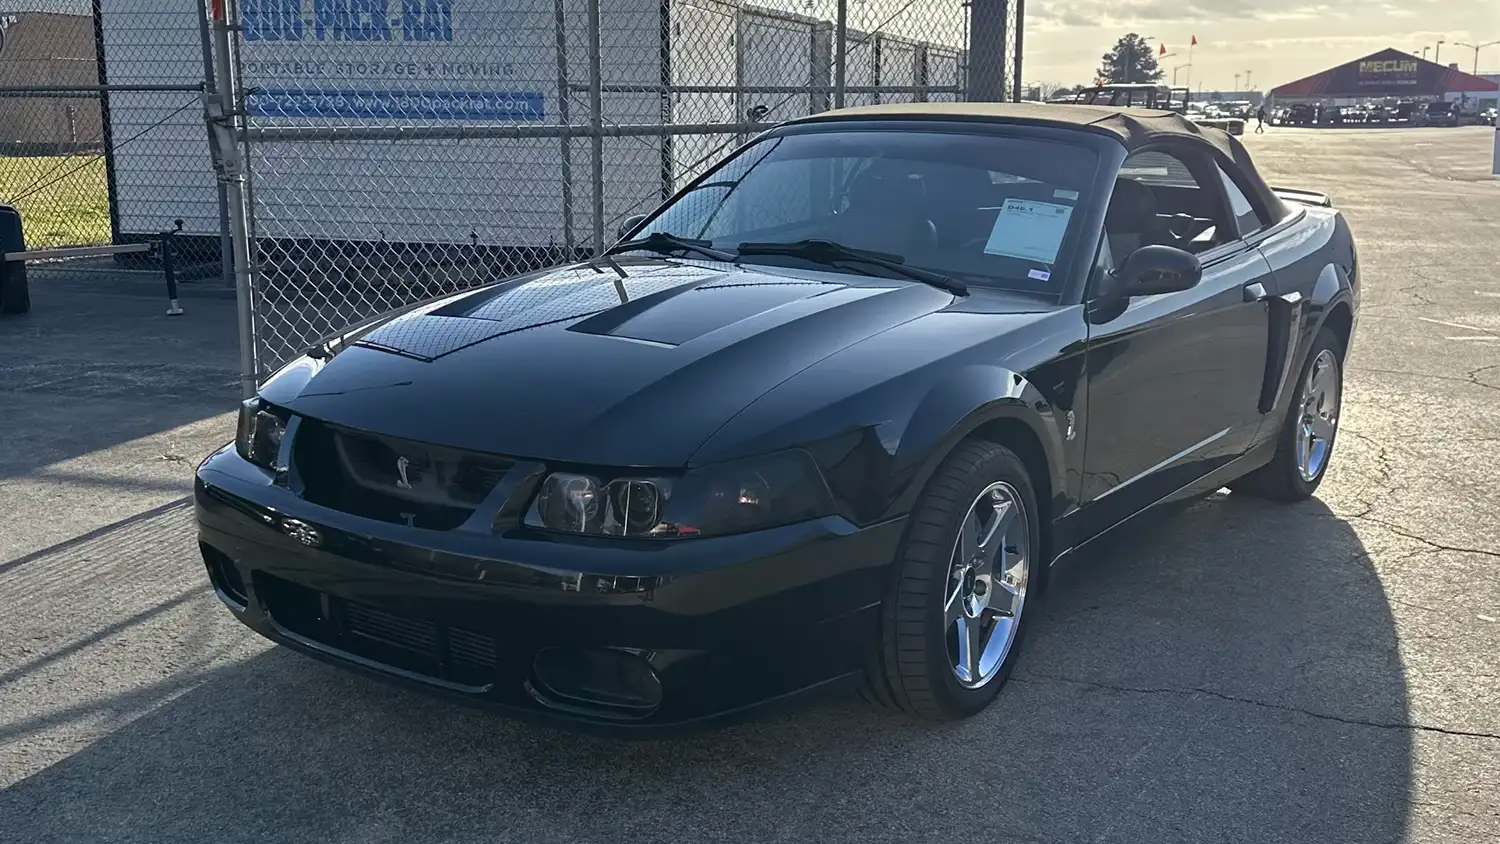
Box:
1351;366;1500;393
1386;595;1446;614
1011;674;1500;741
1406;800;1489;823
1467;362;1500;391
1342;513;1500;561
1397;274;1440;306
1342;429;1401;493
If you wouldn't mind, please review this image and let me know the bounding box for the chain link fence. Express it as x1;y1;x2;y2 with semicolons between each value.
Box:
224;0;1019;382
0;0;229;279
3;0;1021;385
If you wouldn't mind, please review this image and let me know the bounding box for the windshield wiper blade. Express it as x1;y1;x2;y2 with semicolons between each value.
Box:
605;231;737;262
736;239;967;296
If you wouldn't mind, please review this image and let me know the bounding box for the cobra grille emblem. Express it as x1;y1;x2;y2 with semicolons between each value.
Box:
395;455;414;490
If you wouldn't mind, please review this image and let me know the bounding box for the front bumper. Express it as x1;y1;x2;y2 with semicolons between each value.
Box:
195;446;904;733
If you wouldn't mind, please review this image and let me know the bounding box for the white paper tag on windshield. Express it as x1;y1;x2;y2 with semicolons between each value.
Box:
983;199;1074;264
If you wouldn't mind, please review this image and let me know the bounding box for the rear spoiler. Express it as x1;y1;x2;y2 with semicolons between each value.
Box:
1271;186;1333;207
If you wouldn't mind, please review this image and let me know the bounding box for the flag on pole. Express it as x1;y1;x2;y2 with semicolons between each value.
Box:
1159;43;1168;56
1191;35;1198;46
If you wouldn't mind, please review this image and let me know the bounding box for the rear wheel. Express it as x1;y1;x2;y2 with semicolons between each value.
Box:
862;440;1039;720
1234;327;1343;501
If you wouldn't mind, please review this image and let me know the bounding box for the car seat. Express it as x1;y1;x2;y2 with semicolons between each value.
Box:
1104;178;1170;265
833;169;939;259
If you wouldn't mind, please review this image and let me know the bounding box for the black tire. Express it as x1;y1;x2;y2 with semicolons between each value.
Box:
1233;327;1343;501
860;439;1041;720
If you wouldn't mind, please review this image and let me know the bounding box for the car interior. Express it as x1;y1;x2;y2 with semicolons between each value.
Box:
1101;147;1251;270
735;151;1097;290
685;132;1270;294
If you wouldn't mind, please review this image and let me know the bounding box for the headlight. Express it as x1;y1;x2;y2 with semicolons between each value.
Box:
235;397;288;471
525;450;834;539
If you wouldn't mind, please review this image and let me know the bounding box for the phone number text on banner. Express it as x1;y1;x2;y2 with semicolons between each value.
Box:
248;88;546;120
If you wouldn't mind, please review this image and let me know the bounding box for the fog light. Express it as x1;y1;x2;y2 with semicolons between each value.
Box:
530;646;663;718
201;543;247;607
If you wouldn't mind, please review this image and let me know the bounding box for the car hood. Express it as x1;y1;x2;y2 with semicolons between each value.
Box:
262;257;1044;467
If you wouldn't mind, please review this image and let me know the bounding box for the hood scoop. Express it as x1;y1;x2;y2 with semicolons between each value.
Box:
354;261;722;361
570;275;839;346
354;261;845;359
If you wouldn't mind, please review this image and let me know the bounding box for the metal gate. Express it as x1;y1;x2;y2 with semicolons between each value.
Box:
0;1;231;289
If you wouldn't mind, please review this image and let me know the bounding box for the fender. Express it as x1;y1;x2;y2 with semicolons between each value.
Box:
884;365;1069;523
1259;261;1354;430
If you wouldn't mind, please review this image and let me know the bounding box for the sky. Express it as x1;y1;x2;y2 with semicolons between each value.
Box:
3;0;1492;96
1022;0;1500;92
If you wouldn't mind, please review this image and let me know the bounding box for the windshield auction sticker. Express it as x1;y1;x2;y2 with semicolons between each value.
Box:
983;199;1074;265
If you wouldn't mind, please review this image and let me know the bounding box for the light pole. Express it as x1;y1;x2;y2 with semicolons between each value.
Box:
1234;72;1241;92
1173;63;1192;85
1245;69;1253;91
1454;40;1500;74
1436;40;1445;64
1422;46;1430;60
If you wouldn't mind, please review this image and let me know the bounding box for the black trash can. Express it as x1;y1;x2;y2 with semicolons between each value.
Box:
0;205;28;315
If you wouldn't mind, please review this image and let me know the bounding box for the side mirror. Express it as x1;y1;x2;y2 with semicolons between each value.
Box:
1114;244;1203;296
618;214;648;241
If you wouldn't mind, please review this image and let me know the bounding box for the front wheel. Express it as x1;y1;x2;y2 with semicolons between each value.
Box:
1234;327;1344;500
861;440;1040;720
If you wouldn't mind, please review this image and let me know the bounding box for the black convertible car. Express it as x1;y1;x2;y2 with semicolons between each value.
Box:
197;103;1359;731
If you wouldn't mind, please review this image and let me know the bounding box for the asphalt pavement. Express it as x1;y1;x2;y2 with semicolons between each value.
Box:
2;126;1497;843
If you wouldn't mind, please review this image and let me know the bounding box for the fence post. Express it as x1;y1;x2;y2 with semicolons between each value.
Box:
834;0;847;109
204;0;260;398
1493;126;1499;180
587;0;605;255
967;0;1008;102
811;23;833;113
197;0;234;289
553;0;575;255
1011;0;1024;102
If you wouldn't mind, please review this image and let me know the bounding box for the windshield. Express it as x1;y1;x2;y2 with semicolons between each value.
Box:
636;129;1100;295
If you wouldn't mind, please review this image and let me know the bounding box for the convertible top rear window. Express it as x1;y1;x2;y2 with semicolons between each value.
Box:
638;129;1101;295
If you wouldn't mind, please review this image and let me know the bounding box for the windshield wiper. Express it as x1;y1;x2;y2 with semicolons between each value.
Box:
605;231;737;262
736;239;967;296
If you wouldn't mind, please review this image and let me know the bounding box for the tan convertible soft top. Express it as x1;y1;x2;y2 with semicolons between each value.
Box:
789;101;1290;221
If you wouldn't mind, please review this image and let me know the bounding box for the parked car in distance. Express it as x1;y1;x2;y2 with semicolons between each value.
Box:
1416;101;1460;127
196;102;1360;732
1481;107;1497;126
1282;103;1317;126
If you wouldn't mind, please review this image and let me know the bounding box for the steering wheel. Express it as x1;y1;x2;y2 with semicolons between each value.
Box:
1162;213;1213;245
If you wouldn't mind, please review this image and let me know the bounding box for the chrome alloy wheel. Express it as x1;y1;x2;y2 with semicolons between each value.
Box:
1296;349;1341;482
944;481;1031;689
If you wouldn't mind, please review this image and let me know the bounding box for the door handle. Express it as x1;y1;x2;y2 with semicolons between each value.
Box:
1243;282;1269;302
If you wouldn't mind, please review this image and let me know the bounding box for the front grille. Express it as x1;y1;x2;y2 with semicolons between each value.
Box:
344;601;440;653
293;419;514;530
258;573;499;687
